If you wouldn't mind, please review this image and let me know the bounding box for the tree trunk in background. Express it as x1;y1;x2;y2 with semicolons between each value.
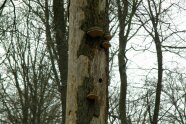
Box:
65;0;108;123
117;0;128;123
118;36;128;124
152;30;163;124
53;0;68;124
116;0;140;123
146;1;163;123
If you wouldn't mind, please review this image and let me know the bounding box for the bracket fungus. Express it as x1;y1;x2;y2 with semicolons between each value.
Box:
104;33;112;41
87;26;104;38
102;41;111;49
87;92;98;100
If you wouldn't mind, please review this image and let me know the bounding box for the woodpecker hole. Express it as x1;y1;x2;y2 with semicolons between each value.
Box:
99;78;102;83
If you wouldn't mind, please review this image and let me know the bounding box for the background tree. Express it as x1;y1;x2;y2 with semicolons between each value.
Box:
116;0;141;123
0;0;63;123
136;0;186;123
21;0;69;123
53;0;68;123
108;0;186;124
0;7;61;123
138;1;163;123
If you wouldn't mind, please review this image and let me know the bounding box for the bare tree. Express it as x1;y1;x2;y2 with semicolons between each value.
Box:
0;1;62;123
21;0;69;123
116;0;141;123
161;70;186;124
53;0;68;123
142;1;163;123
136;0;186;123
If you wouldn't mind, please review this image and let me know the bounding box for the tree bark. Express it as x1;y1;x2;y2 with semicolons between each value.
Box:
66;0;108;124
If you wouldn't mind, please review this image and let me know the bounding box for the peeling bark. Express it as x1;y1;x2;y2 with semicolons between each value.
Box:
65;0;108;124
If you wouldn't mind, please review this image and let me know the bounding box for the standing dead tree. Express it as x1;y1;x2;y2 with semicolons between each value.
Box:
65;0;110;123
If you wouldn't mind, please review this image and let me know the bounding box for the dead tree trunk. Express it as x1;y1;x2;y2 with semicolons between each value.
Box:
65;0;109;124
